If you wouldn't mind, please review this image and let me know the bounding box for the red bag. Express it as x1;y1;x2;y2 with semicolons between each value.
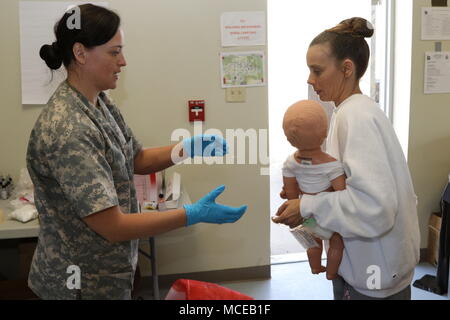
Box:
165;279;254;300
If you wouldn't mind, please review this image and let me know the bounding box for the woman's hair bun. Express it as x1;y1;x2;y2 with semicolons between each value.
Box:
39;42;63;70
327;17;374;38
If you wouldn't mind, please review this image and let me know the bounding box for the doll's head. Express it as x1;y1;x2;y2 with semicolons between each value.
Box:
283;100;328;151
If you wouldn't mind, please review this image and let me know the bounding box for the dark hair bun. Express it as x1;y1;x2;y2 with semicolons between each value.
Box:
328;17;374;38
39;42;63;70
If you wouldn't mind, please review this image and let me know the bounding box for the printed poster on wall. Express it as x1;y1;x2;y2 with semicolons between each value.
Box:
221;11;266;47
220;51;265;88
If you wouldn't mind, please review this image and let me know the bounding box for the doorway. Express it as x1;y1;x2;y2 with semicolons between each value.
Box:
268;0;392;264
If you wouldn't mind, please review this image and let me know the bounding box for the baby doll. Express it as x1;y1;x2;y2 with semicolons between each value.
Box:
281;100;346;280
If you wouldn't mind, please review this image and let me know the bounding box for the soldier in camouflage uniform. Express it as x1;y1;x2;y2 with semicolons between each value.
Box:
26;4;247;300
27;81;142;299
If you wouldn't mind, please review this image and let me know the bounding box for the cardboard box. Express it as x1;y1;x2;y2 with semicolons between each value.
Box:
427;212;442;267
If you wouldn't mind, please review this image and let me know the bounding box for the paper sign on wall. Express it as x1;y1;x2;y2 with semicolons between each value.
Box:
422;7;450;40
424;52;450;94
221;11;266;47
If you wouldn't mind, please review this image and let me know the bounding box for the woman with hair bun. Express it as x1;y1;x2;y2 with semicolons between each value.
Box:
273;17;420;300
27;4;247;300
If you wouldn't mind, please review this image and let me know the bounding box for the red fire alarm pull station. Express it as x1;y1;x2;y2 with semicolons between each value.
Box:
188;100;205;122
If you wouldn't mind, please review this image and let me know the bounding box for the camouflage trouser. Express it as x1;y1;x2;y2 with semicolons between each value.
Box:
74;288;132;300
332;276;411;300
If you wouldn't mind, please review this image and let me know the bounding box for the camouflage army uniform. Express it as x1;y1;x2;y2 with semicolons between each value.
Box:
26;80;142;299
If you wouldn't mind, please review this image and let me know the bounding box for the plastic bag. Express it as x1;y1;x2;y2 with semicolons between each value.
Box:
7;169;37;223
165;279;253;300
10;168;34;204
9;204;38;223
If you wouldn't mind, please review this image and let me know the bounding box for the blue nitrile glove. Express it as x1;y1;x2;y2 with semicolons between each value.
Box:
184;185;247;226
182;135;229;158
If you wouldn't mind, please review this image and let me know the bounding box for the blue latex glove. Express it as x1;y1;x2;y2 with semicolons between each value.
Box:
182;135;229;158
184;185;247;226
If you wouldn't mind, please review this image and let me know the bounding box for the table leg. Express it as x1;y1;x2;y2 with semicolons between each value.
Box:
149;237;159;300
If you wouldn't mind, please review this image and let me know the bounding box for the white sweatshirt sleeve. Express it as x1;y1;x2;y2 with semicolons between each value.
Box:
300;104;399;239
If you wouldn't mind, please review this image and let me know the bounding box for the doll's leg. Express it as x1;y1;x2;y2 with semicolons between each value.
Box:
307;236;326;274
326;233;344;280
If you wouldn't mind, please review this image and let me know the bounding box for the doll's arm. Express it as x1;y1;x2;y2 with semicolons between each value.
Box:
330;174;346;191
283;177;302;200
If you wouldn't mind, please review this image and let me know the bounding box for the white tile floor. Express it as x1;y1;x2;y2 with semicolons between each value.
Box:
147;262;449;300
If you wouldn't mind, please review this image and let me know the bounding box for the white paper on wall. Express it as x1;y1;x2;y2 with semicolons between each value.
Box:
424;52;450;94
221;11;266;47
19;1;108;105
422;7;450;40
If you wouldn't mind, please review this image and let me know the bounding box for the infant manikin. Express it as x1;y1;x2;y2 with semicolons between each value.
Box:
281;100;346;280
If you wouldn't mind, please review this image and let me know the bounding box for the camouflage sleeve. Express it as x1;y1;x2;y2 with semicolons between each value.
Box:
126;122;142;159
48;126;119;218
112;106;142;159
101;92;142;159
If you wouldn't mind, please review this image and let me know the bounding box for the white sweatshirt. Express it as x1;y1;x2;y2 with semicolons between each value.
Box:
300;94;421;298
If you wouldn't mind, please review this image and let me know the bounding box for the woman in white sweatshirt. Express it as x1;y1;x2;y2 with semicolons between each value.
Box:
273;17;420;300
